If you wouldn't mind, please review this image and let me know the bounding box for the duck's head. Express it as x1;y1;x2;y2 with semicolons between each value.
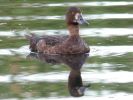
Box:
66;7;88;26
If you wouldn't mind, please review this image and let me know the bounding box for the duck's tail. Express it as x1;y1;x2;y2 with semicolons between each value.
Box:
25;33;38;52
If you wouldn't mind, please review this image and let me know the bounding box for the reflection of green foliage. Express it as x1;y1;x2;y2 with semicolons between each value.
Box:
0;6;133;16
0;0;133;3
23;82;68;97
90;19;133;28
0;2;133;30
85;53;133;71
84;36;133;46
0;37;27;48
0;82;69;99
90;82;133;94
1;82;133;99
0;20;65;30
0;55;69;74
1;19;133;30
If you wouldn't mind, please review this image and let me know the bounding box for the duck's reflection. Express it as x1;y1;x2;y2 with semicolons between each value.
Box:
27;53;89;97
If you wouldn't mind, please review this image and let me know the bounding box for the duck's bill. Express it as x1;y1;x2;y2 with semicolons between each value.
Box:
78;14;89;25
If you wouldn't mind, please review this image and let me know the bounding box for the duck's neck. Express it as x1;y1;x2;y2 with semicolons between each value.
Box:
68;25;80;37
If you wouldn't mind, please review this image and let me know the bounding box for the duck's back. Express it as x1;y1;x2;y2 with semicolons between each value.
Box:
26;34;68;52
42;36;90;54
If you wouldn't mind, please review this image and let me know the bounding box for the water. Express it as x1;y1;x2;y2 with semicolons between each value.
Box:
0;0;133;99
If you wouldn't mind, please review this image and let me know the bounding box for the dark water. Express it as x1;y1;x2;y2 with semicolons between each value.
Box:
0;0;133;100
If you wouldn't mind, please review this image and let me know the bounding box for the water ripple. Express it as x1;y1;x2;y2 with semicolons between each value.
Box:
0;28;133;37
1;71;133;83
0;16;62;21
1;93;133;100
90;46;133;57
0;45;30;56
0;14;133;21
21;2;133;7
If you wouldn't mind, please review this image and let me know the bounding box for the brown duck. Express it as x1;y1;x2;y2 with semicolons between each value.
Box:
26;7;90;54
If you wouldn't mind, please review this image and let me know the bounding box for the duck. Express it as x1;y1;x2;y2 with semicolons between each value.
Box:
26;7;90;54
